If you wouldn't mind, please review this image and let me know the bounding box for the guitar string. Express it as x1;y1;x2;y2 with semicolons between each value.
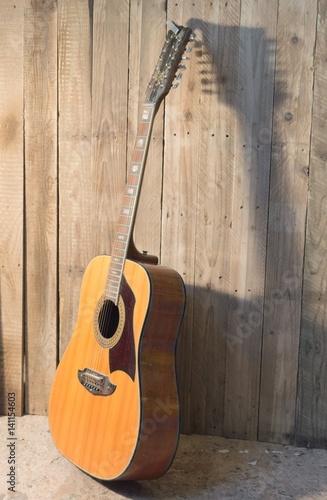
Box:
93;256;125;372
95;266;118;370
92;291;112;371
92;107;152;370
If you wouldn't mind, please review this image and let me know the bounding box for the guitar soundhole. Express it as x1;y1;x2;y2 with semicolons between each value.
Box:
94;295;125;349
98;300;119;339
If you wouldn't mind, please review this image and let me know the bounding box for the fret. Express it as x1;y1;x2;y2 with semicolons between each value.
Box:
131;163;141;173
111;258;123;264
109;268;121;275
116;234;128;242
127;176;139;186
112;252;125;261
117;226;130;237
137;140;145;147
141;108;152;121
106;289;118;299
132;150;143;162
112;259;123;266
118;216;131;225
106;283;119;294
106;283;118;290
107;278;119;285
126;186;136;195
113;242;125;249
122;197;135;207
112;251;125;260
113;241;126;250
107;282;119;289
121;207;132;215
136;137;145;148
138;122;148;135
118;218;131;228
110;259;123;268
110;268;123;275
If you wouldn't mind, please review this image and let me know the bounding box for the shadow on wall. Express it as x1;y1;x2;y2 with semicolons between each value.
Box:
173;17;296;441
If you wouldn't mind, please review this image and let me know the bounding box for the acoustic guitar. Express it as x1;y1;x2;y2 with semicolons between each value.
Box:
48;20;193;481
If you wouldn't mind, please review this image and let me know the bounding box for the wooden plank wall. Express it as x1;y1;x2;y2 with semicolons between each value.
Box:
0;0;326;449
0;0;25;416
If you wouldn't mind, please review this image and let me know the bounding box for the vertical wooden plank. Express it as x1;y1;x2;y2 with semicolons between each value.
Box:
129;0;166;258
58;0;93;354
24;0;57;415
163;0;200;433
259;0;317;444
189;0;242;435
90;0;130;256
0;0;24;416
296;0;327;449
223;0;278;440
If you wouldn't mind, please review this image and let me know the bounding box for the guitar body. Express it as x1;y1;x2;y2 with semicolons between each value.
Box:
48;256;185;481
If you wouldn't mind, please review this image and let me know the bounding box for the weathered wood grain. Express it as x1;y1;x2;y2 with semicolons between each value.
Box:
189;0;242;436
0;0;326;450
223;0;278;441
163;0;201;433
296;0;327;449
129;1;166;258
24;0;57;415
259;0;317;444
57;0;93;354
0;0;25;416
91;0;129;258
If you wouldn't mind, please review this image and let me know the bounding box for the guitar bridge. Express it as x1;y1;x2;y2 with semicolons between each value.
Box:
78;368;116;396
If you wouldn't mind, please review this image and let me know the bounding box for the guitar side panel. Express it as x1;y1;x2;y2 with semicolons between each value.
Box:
121;263;186;480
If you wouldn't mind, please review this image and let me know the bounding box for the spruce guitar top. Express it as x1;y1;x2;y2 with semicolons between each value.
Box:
48;20;193;481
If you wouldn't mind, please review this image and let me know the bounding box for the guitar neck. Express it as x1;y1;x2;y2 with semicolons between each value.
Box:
103;21;193;306
105;103;157;304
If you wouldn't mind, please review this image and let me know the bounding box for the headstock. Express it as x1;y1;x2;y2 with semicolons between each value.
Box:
145;20;194;106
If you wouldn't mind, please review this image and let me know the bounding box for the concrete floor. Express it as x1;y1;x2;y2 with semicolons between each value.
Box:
0;416;326;499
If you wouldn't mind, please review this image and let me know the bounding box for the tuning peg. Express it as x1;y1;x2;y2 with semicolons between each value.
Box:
185;45;193;52
178;64;186;70
189;32;196;42
167;19;180;35
175;73;183;80
172;82;179;89
181;55;190;60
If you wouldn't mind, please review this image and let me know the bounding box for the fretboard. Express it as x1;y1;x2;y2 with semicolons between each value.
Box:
104;103;156;305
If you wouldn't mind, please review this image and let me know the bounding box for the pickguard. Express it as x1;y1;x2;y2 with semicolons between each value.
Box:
109;274;136;381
